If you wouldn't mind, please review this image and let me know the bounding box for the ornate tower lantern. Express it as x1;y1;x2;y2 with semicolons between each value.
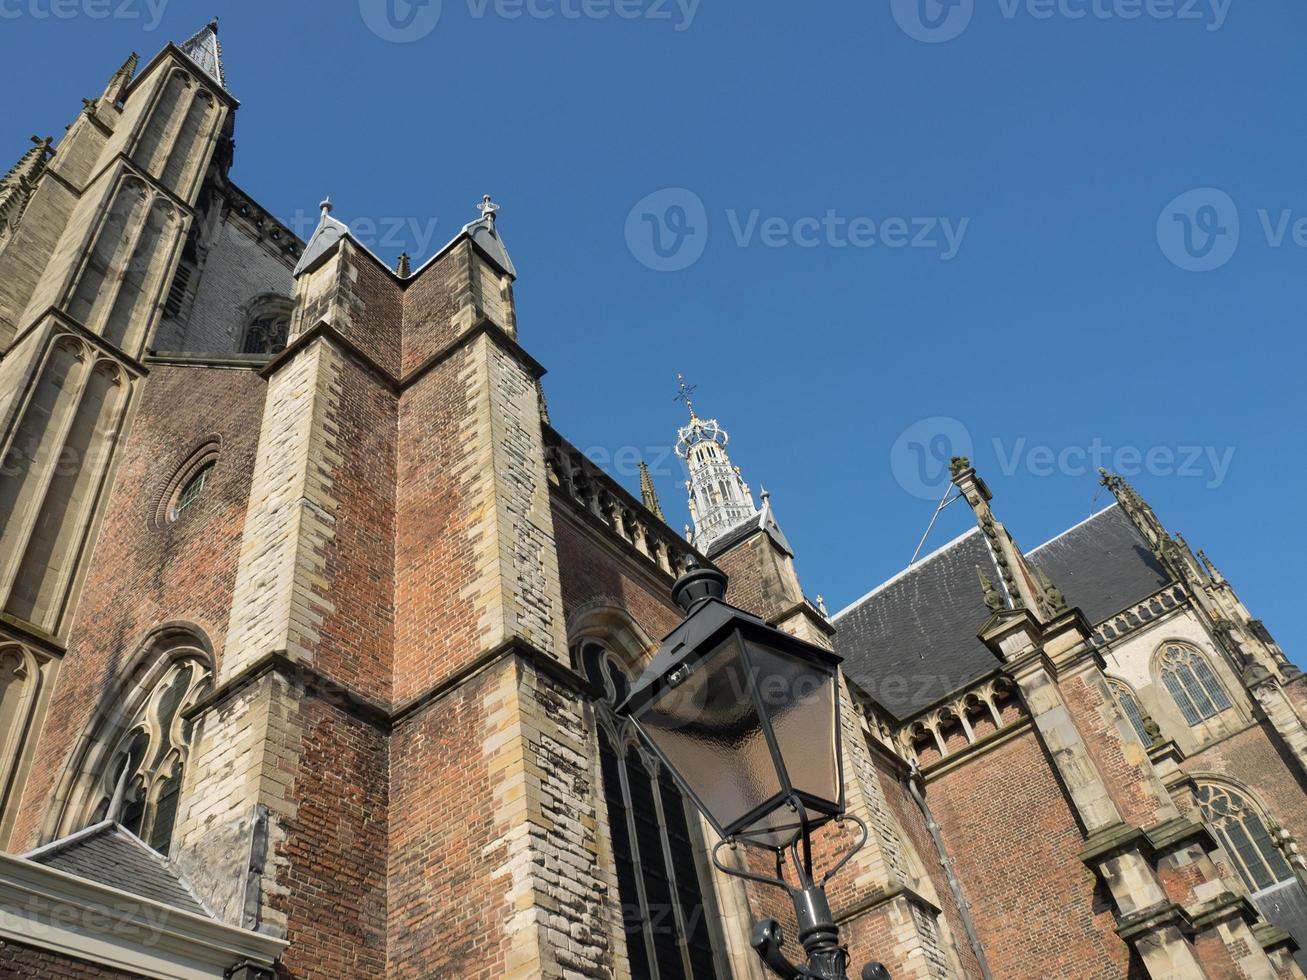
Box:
676;376;759;552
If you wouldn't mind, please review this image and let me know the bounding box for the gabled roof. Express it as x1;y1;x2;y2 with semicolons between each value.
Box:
178;20;226;90
1028;504;1171;625
24;821;211;917
833;504;1174;720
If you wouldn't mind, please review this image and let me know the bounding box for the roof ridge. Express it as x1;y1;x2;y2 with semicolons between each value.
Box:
22;819;116;861
831;526;981;622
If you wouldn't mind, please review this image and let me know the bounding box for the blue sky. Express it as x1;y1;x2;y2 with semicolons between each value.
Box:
2;0;1303;661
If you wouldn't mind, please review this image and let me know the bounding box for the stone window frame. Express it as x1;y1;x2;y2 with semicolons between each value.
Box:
152;438;220;530
42;626;213;855
239;294;294;356
1106;676;1157;747
1193;777;1296;894
1153;641;1234;726
579;639;724;980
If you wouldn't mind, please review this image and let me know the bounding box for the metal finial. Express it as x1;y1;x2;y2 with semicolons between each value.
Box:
674;374;698;418
477;194;500;222
319;196;333;217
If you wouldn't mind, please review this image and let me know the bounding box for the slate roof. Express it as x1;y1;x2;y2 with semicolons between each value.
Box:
24;822;211;916
833;504;1173;720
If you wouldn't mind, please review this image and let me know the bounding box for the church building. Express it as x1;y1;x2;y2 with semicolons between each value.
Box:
0;22;1305;979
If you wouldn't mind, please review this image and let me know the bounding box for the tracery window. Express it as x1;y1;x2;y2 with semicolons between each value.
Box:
84;653;210;855
240;297;292;355
1158;644;1232;725
1107;677;1155;746
169;461;213;522
1196;783;1294;892
582;642;721;979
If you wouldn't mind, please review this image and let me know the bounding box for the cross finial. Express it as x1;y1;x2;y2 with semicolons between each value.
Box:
477;194;500;222
674;374;697;418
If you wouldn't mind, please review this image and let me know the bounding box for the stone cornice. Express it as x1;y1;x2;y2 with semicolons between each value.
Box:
184;640;595;735
833;881;941;929
0;612;65;656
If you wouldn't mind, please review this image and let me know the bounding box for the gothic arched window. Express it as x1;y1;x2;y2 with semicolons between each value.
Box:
1107;677;1156;747
1196;783;1294;892
1158;644;1232;725
582;642;722;979
240;297;292;355
69;648;211;855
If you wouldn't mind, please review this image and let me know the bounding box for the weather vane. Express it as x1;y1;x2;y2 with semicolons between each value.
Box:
674;374;697;417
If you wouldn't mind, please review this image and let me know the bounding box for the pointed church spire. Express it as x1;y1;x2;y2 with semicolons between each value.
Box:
395;251;412;277
675;378;758;552
639;460;664;519
178;18;226;89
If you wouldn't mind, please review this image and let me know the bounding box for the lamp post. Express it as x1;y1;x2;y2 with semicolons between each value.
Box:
618;561;891;980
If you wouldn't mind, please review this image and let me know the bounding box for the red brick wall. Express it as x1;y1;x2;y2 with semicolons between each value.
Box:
400;248;461;376
874;751;987;978
10;363;264;849
927;728;1132;979
276;697;388;979
393;346;483;705
333;246;403;378
294;355;396;706
552;502;683;648
387;667;509;978
713;531;800;624
0;939;143;978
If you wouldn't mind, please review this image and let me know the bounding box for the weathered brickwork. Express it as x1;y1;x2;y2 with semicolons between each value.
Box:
388;665;509;978
0;940;143;979
928;728;1134;977
8;362;264;851
274;696;388;979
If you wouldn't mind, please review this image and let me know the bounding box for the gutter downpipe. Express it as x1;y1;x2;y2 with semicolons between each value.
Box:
908;760;995;980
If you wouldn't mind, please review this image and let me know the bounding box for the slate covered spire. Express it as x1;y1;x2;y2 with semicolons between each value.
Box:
178;18;226;89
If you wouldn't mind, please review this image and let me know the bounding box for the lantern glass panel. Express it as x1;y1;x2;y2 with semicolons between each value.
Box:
747;640;841;811
635;633;783;833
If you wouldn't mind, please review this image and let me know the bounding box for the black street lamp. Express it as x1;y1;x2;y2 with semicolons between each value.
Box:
619;562;891;980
